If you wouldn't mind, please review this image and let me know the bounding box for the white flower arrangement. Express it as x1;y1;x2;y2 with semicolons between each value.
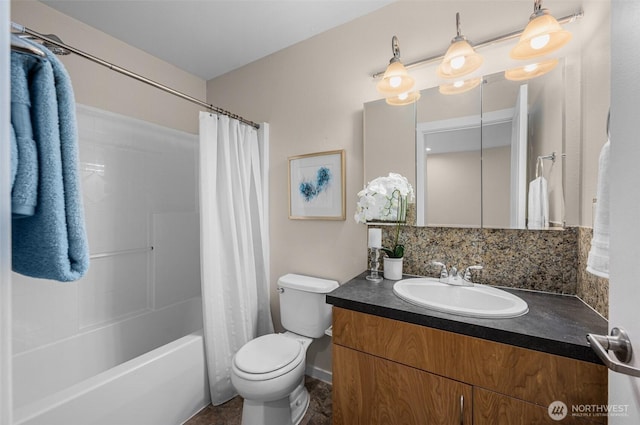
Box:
354;173;415;224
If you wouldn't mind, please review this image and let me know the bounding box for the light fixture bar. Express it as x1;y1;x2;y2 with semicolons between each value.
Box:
372;10;583;78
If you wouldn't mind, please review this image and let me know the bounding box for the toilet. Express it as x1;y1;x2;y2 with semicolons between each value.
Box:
231;273;338;425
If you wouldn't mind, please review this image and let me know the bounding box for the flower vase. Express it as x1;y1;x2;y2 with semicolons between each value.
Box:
383;257;403;280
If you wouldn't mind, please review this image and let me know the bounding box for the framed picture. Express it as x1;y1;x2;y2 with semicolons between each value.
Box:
288;150;346;220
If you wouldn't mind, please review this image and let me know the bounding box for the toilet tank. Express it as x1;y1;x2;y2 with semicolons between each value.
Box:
278;274;339;338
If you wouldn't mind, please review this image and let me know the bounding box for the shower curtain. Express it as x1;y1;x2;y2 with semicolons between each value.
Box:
199;112;274;405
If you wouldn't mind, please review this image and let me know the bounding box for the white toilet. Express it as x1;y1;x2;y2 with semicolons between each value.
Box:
231;273;338;425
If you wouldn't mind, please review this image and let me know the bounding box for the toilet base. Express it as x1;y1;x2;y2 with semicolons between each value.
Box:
240;377;309;425
289;377;310;425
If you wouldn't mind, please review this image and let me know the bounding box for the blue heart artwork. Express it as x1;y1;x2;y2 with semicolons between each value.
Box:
299;167;332;202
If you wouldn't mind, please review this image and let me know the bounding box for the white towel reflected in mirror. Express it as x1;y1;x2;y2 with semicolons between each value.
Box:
528;157;549;230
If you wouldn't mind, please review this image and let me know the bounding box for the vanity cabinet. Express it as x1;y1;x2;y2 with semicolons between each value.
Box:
333;345;472;424
332;307;607;425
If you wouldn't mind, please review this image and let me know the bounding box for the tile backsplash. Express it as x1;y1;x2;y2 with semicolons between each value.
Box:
378;225;608;318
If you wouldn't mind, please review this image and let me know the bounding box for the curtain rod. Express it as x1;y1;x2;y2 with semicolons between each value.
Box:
372;10;584;78
11;22;260;130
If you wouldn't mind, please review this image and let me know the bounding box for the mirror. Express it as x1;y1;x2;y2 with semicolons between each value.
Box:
364;61;567;229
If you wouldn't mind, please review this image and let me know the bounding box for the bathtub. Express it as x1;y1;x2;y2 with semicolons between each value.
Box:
13;298;209;425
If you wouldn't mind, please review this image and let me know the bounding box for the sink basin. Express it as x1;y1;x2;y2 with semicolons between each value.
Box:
393;278;528;319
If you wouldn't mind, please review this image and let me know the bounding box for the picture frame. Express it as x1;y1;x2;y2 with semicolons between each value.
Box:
288;150;346;220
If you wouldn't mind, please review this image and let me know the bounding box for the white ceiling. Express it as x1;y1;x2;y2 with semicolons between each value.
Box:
41;0;394;80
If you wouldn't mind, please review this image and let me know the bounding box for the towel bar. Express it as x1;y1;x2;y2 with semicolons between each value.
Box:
90;246;153;260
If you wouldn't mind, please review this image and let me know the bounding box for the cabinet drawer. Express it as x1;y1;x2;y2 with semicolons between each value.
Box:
333;345;473;425
333;307;607;409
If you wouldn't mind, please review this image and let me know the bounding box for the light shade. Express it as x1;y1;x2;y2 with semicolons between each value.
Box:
439;78;481;95
385;91;421;106
376;36;415;96
510;2;572;60
376;61;415;96
505;58;559;81
438;39;483;79
437;13;483;79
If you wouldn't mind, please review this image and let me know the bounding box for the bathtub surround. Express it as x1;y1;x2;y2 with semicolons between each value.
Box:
381;225;609;318
11;105;203;422
199;113;273;405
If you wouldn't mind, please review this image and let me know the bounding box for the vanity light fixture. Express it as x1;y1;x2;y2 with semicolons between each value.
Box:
438;77;481;95
385;90;421;106
376;36;415;97
437;13;483;79
505;58;559;81
510;0;572;60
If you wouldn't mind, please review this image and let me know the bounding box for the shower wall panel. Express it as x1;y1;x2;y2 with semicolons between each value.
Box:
12;105;202;410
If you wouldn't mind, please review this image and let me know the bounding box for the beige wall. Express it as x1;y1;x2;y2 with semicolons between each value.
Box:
363;98;416;189
426;150;482;227
424;146;510;228
206;1;607;374
11;0;206;134
482;146;511;228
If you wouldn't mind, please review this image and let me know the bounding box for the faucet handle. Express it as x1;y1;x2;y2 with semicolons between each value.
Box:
463;265;483;282
431;261;448;279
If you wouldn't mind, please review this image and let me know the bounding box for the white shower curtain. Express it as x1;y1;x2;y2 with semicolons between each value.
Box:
199;112;274;405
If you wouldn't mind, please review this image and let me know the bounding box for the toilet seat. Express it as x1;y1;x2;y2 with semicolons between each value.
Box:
233;334;304;381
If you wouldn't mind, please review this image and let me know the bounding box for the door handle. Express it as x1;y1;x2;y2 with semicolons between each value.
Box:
587;327;640;377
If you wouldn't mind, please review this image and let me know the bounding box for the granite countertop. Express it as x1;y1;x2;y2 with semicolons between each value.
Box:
326;272;608;364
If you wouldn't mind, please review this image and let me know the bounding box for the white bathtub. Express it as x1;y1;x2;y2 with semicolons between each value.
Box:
13;298;209;425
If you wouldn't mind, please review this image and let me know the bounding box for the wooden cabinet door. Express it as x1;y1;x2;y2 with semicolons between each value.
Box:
333;345;472;425
473;388;606;425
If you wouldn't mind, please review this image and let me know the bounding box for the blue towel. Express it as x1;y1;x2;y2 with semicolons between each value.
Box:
10;126;17;188
10;51;40;217
11;41;90;282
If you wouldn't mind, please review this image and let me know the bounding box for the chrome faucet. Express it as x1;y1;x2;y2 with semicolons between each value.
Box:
449;266;458;278
432;262;483;286
431;261;448;279
432;262;462;283
463;265;483;283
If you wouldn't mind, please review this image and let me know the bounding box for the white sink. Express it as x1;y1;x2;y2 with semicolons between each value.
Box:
393;278;529;319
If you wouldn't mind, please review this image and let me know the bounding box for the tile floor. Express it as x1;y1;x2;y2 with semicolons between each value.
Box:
185;376;332;425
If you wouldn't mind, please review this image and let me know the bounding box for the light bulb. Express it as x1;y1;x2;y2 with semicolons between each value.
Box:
389;76;402;88
530;34;550;50
450;55;466;70
398;92;408;100
524;63;538;73
453;80;464;88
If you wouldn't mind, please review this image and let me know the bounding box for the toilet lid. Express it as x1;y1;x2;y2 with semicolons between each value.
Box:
234;334;302;374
